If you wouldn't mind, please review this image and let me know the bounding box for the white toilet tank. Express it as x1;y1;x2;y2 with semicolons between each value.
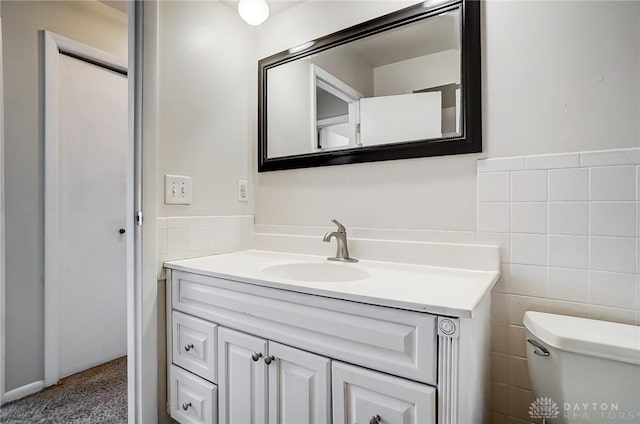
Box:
523;311;640;423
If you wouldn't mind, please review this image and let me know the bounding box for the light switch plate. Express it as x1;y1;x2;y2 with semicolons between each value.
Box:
165;175;192;205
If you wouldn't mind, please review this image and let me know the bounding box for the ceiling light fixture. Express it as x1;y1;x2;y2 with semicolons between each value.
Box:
238;0;270;26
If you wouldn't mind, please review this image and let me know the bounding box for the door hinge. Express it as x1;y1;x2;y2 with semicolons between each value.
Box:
135;211;143;226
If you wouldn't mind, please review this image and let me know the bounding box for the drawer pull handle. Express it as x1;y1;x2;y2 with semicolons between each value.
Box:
264;355;275;365
251;352;263;361
184;344;194;352
182;402;192;411
369;415;381;424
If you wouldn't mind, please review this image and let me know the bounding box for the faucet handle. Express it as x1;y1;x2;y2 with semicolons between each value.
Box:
331;219;346;234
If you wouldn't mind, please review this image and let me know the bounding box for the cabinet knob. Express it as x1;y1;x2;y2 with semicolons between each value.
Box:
264;355;275;365
182;402;192;411
184;343;194;352
369;414;381;424
119;228;126;234
251;352;263;362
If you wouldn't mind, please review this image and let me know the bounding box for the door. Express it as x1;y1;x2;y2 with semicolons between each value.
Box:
218;327;268;424
332;361;436;424
56;52;128;378
268;342;331;424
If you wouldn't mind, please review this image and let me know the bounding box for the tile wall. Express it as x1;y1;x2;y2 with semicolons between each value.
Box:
478;148;639;424
156;215;253;279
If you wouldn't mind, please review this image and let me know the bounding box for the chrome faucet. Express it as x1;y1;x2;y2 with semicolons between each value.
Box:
323;219;358;263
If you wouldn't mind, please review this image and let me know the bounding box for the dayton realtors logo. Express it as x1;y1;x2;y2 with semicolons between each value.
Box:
529;397;560;423
530;397;639;422
564;402;639;421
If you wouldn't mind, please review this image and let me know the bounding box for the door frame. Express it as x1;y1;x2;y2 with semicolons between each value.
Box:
0;15;6;406
129;1;159;420
42;29;128;388
310;64;363;153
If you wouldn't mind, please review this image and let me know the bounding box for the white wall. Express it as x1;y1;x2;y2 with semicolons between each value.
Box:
373;49;460;96
157;1;254;218
254;0;639;232
312;47;374;97
1;0;127;392
483;1;639;158
267;59;314;157
154;6;256;420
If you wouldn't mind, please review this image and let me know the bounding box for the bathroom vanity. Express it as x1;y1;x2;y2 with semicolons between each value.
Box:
164;248;499;424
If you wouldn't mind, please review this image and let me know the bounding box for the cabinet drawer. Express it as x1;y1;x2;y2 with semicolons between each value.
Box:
332;361;436;424
173;271;437;384
173;311;217;383
170;365;217;424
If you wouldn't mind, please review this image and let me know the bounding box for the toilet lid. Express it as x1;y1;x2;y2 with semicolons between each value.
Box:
524;311;640;365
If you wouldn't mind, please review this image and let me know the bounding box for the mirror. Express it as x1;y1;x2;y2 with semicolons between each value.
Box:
258;0;481;171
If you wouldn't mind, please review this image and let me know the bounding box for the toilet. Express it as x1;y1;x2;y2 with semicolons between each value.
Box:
524;311;640;423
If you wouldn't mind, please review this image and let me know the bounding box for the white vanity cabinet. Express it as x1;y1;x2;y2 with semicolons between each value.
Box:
166;259;492;424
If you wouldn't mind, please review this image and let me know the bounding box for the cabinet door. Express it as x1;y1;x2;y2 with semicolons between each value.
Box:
332;361;436;424
218;327;268;424
267;342;331;424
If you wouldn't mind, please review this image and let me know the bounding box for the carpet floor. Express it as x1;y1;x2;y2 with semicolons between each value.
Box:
0;357;127;424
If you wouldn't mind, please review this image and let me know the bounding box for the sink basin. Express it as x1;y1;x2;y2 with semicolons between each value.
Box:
262;262;369;283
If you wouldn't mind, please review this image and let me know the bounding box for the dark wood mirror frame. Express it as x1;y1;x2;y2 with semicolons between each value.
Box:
258;0;481;172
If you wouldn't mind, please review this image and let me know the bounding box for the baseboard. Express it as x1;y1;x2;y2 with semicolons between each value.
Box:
3;380;45;404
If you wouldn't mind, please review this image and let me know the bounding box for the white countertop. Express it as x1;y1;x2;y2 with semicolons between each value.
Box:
164;250;499;318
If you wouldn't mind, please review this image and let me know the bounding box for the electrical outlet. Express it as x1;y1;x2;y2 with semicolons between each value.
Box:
238;180;248;202
164;175;192;205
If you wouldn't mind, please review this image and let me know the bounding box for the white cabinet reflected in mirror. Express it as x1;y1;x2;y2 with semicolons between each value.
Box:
259;0;481;171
